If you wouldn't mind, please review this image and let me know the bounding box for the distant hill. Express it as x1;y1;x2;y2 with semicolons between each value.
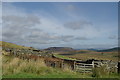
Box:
87;48;98;51
1;41;119;53
44;47;75;52
97;47;120;52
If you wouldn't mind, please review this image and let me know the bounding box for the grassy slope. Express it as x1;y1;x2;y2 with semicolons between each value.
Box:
0;41;30;49
58;50;95;55
97;47;119;52
53;54;77;60
59;50;118;61
64;52;118;61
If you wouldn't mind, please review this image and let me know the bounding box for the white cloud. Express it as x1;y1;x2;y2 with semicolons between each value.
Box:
2;3;117;49
2;3;77;46
64;20;93;30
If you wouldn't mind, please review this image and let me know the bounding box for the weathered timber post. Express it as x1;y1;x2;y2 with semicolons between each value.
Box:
92;60;95;68
73;61;76;70
84;64;85;74
54;62;56;68
118;61;120;74
61;60;63;69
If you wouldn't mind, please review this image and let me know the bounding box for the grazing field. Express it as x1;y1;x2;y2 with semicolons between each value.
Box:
53;54;77;60
60;51;118;61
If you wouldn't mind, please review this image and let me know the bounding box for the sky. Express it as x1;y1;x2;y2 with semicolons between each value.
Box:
2;2;118;49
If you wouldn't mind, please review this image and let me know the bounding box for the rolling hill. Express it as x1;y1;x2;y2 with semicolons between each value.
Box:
44;47;75;52
0;41;32;49
97;47;120;52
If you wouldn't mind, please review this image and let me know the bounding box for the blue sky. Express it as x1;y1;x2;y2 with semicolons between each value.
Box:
2;2;118;49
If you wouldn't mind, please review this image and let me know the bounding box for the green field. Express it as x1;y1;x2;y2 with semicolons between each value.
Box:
59;51;118;61
3;72;92;78
53;54;77;60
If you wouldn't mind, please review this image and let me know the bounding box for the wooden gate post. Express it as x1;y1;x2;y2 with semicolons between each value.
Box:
73;61;76;70
61;60;63;69
92;60;95;68
118;61;120;74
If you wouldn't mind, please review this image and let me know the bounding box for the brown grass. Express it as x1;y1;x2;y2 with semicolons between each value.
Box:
2;54;77;76
0;41;30;49
65;52;118;61
2;55;47;75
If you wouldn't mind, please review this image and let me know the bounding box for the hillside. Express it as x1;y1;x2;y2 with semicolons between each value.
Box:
0;41;31;49
1;41;119;61
1;41;53;57
97;47;120;52
1;41;92;78
57;48;118;61
59;49;95;55
44;47;75;52
1;41;119;78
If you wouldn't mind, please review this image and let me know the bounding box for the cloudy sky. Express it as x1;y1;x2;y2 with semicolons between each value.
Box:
2;2;118;49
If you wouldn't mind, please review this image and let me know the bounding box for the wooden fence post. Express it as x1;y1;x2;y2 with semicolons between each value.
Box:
92;60;95;68
74;61;76;70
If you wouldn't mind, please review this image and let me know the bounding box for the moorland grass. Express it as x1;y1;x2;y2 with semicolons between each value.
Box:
2;55;92;78
2;54;119;78
1;41;29;49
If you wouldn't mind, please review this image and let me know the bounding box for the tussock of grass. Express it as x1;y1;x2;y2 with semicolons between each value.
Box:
2;56;47;75
92;65;119;78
